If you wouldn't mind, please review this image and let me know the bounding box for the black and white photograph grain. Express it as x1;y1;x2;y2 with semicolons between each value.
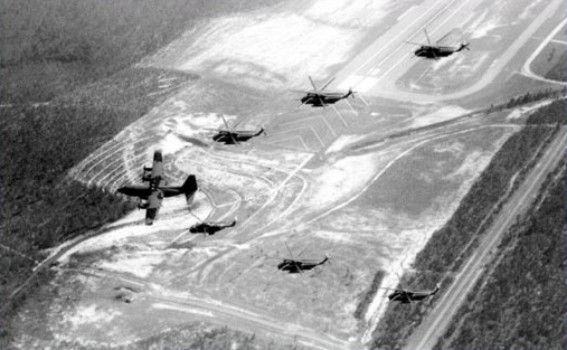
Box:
1;0;566;349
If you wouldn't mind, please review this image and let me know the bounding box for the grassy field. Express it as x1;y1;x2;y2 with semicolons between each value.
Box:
370;99;565;349
0;0;283;103
436;161;565;349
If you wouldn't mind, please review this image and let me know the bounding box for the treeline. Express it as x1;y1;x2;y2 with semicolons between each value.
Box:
486;88;566;113
438;162;565;349
371;102;562;348
0;0;283;103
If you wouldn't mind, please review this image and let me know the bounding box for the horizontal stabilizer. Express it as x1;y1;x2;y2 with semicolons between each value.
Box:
182;175;198;204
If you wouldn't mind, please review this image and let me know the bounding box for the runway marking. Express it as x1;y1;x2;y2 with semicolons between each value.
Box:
350;0;459;77
373;0;476;83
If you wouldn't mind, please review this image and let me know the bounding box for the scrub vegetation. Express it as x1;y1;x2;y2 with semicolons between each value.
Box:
371;98;564;350
436;161;566;350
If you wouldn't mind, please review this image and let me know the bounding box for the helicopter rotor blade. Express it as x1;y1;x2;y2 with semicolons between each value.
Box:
291;89;314;94
424;28;432;46
285;242;294;260
432;49;439;61
299;96;313;108
220;114;231;131
405;40;424;46
318;95;326;108
296;261;304;274
395;272;409;292
320;76;336;91
308;76;318;92
296;246;307;259
220;115;238;144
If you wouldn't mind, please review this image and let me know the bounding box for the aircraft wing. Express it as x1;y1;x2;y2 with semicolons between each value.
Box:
144;190;163;225
117;185;150;198
150;150;164;186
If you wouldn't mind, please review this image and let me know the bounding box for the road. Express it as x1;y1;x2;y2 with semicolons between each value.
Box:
148;293;360;350
404;127;566;350
521;17;567;86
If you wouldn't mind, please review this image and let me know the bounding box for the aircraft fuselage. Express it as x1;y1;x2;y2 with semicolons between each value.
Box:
302;93;347;106
277;257;329;273
212;129;264;144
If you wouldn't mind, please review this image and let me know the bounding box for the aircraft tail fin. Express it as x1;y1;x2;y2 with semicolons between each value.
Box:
182;175;198;204
457;42;470;51
255;128;266;137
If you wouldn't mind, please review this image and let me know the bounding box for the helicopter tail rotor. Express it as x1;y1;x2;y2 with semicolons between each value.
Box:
459;28;470;51
458;42;470;51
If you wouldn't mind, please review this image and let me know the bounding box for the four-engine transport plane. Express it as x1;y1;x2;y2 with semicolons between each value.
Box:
295;76;359;107
211;114;265;145
407;28;470;60
117;150;198;225
277;243;330;273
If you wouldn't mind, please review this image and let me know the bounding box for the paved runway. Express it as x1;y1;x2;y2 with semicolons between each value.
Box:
333;0;564;102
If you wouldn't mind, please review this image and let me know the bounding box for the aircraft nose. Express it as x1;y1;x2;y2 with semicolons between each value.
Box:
117;187;126;194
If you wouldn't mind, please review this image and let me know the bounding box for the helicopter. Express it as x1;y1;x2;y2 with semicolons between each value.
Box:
277;243;329;273
188;211;236;235
295;76;365;107
210;114;265;145
385;273;440;304
406;28;470;60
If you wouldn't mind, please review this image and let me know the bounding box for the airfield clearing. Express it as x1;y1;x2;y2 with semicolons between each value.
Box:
4;0;567;349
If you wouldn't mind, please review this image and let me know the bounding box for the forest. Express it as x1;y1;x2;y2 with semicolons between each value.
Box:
0;0;283;103
437;161;565;349
371;98;565;349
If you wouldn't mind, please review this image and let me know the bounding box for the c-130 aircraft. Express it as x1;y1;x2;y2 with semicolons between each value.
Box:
117;150;198;225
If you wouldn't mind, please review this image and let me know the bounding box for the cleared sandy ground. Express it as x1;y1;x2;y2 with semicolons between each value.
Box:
11;0;559;349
